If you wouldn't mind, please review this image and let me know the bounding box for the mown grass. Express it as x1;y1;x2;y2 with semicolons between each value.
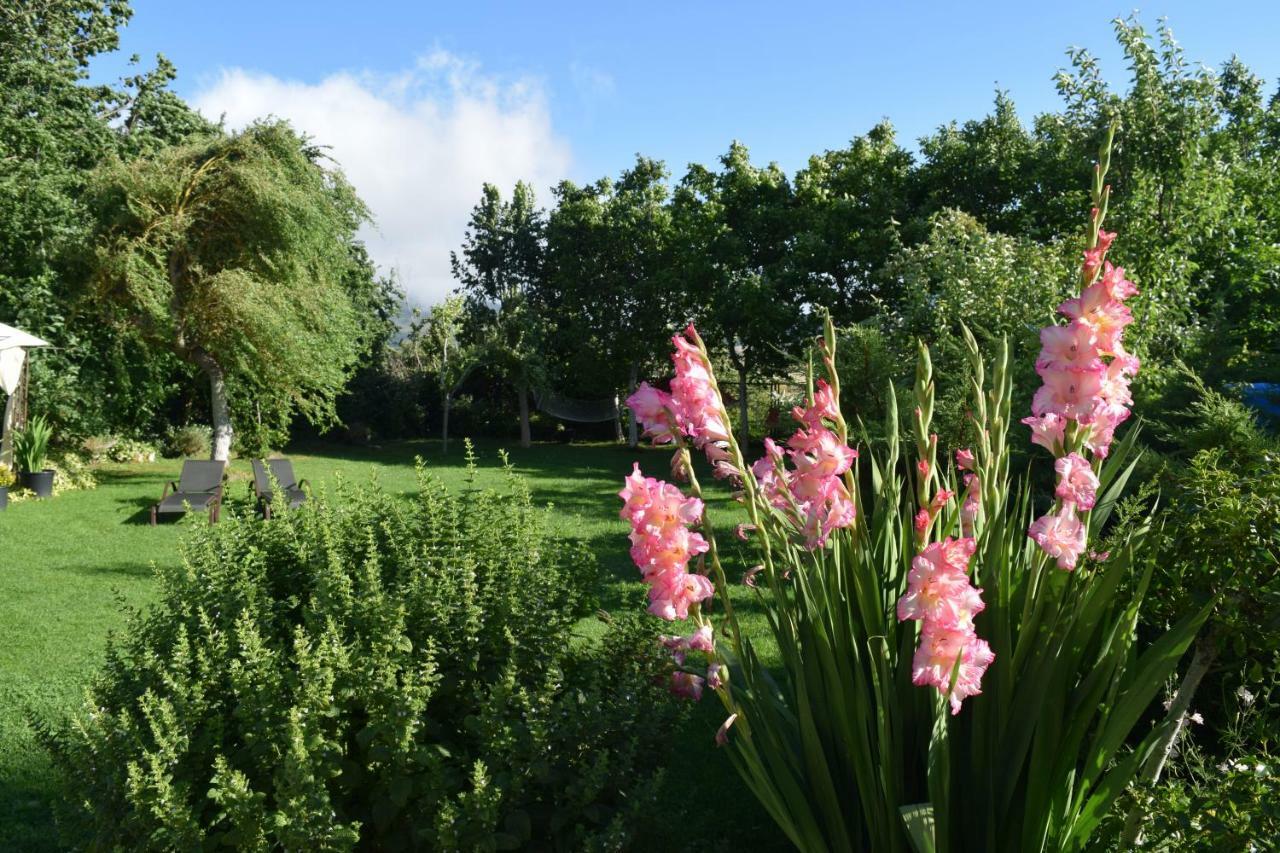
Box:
0;439;789;851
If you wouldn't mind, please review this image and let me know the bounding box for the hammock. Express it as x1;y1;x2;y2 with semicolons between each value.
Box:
532;388;620;423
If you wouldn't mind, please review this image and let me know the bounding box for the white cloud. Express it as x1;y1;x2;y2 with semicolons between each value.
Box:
191;51;572;306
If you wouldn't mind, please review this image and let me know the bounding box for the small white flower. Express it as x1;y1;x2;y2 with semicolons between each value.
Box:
1256;763;1268;775
1218;761;1230;774
1189;712;1203;725
1237;685;1256;706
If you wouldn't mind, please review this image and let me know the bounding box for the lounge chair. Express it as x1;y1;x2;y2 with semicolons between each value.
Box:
150;460;226;525
251;458;310;519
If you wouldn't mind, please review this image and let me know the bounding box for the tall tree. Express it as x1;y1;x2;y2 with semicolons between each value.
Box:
85;121;372;459
671;142;804;447
544;156;675;445
792;121;914;326
452;181;547;448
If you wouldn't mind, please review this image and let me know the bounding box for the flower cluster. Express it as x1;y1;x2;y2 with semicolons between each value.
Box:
619;463;714;620
751;380;857;549
1024;214;1137;569
897;537;994;714
627;325;737;479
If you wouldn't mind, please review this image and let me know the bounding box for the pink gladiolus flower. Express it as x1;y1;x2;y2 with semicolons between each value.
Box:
1099;261;1137;301
897;540;985;627
751;412;858;550
1059;290;1134;358
670;327;732;448
1022;413;1066;455
792;379;840;429
956;448;975;471
742;565;764;587
716;713;738;746
659;634;688;665
917;459;931;481
1054;452;1099;510
621;466;717;621
1037;321;1101;372
627;383;678;445
930;489;954;513
734;523;755;541
788;427;856;478
1028;505;1087;570
914;508;930;536
670;671;705;701
647;569;714;620
1032;364;1105;420
706;663;725;691
911;622;995;715
688;623;715;653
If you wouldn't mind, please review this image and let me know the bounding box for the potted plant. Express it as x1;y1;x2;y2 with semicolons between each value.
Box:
14;415;55;498
0;464;13;509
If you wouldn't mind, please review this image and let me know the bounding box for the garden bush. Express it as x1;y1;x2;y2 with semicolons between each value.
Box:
163;423;212;459
82;435;160;463
41;453;681;851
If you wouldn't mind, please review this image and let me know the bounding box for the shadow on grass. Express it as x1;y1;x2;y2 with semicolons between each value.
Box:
0;770;63;853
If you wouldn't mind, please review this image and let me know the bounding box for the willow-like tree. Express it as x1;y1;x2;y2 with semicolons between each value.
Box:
85;121;371;459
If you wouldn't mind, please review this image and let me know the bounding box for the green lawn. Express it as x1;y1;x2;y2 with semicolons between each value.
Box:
0;439;788;851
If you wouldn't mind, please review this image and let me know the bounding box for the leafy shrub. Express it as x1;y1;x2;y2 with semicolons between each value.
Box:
163;424;212;458
3;452;97;503
109;437;159;463
49;452;97;493
41;453;680;851
82;435;160;463
0;464;14;489
1107;682;1280;849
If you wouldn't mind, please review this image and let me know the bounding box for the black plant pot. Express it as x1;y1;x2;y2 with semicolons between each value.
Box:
0;486;7;510
22;469;54;498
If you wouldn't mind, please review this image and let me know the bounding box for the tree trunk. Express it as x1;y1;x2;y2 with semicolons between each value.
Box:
442;390;452;455
192;349;233;461
737;365;749;451
518;368;531;449
627;362;639;448
1120;631;1219;847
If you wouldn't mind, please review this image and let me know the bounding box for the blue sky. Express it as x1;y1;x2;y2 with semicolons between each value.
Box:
92;1;1280;304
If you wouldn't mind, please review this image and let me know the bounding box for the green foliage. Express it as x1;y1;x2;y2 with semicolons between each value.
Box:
85;121;374;456
0;464;14;489
82;434;159;463
1107;683;1279;850
1146;385;1280;648
162;424;211;459
543;157;675;400
701;325;1204;852
879;209;1074;445
14;415;53;473
1135;759;1280;850
42;454;681;850
452;182;550;444
0;1;215;440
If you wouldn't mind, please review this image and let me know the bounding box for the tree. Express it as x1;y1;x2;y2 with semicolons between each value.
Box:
791;121;914;326
85;121;372;459
670;142;805;447
452;182;547;448
544;157;675;446
1;2;229;440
